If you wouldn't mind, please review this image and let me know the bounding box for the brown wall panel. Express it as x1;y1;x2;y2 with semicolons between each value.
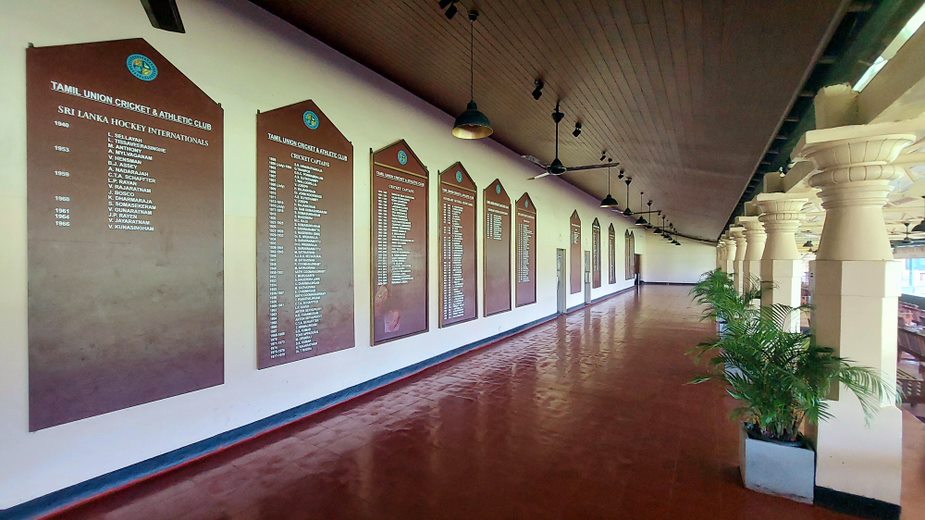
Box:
26;39;224;430
483;179;512;316
570;210;581;294
371;140;428;344
256;100;354;368
592;218;602;288
608;223;616;284
438;163;477;327
514;193;536;307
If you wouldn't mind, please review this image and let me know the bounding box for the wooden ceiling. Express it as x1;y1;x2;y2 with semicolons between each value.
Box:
252;0;847;240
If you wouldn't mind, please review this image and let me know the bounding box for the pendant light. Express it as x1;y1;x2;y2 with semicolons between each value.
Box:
452;10;492;139
913;196;925;233
634;195;649;226
802;240;813;248
622;177;633;216
902;222;913;244
653;211;662;233
599;159;618;208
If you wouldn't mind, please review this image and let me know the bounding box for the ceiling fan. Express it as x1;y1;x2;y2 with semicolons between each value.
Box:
525;101;612;180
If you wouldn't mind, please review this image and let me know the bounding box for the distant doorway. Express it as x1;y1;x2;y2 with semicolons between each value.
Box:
584;250;592;305
556;248;567;314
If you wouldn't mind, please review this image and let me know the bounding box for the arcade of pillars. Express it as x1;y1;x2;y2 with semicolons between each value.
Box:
714;121;922;506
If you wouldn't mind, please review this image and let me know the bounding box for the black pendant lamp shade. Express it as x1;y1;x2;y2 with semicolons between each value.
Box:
622;177;633;216
600;164;619;208
802;240;813;248
634;194;648;225
913;197;925;233
452;10;492;139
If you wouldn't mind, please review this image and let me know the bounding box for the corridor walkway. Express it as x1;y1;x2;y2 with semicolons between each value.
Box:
54;287;923;519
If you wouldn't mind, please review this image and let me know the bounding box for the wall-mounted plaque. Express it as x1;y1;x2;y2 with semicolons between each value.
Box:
483;179;512;316
570;210;581;294
625;230;636;280
608;223;617;284
371;141;428;344
592;218;602;288
515;193;537;307
256;100;354;368
26;39;223;430
438;163;477;327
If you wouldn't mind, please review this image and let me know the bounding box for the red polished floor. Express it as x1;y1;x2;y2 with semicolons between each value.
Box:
52;286;923;519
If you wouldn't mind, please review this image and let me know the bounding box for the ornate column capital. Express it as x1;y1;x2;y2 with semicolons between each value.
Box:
796;131;916;260
757;194;807;261
730;227;747;262
736;217;766;261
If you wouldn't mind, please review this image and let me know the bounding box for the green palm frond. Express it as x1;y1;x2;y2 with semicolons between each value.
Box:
687;269;895;442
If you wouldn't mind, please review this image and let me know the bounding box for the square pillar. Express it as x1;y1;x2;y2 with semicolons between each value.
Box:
797;127;917;508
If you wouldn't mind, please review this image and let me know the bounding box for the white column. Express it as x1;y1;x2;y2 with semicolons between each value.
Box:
730;227;747;294
797;130;916;506
716;243;725;271
723;235;737;276
756;194;806;331
737;216;766;296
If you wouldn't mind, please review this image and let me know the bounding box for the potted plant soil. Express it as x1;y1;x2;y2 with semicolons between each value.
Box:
688;270;895;503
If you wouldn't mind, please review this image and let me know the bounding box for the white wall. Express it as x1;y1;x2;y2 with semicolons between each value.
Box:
0;0;645;508
641;236;715;283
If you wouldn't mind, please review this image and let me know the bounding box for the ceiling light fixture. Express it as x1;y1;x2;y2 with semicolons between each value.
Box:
599;163;619;208
600;151;606;162
622;177;633;216
452;10;492;139
912;196;925;233
572;121;582;137
802;240;813;248
439;0;459;20
903;222;913;244
634;194;648;226
532;78;544;100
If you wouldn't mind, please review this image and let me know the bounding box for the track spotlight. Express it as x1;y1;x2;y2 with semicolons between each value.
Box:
600;151;606;162
532;79;544;100
617;167;625;180
572;121;582;137
439;0;459;19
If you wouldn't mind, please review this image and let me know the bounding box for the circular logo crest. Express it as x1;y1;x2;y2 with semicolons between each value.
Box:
495;184;502;194
455;171;463;183
397;150;408;165
126;54;158;81
303;111;320;130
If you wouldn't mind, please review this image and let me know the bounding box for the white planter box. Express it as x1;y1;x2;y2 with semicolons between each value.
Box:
739;426;815;504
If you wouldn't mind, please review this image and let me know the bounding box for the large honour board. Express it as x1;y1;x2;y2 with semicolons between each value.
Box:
592;218;602;288
256;100;355;368
438;163;477;327
514;193;537;307
370;140;429;344
26;39;224;430
483;179;512;316
570;210;582;294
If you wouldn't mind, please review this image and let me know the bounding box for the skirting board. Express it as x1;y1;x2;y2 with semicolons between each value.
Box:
2;285;636;519
639;280;697;286
814;486;901;520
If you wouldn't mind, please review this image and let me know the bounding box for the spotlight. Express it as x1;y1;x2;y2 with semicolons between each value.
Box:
600;151;606;162
532;79;544;100
802;240;813;248
439;0;458;19
572;121;582;137
617;167;625;180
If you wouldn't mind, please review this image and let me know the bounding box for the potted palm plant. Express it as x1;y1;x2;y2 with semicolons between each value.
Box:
688;270;896;504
